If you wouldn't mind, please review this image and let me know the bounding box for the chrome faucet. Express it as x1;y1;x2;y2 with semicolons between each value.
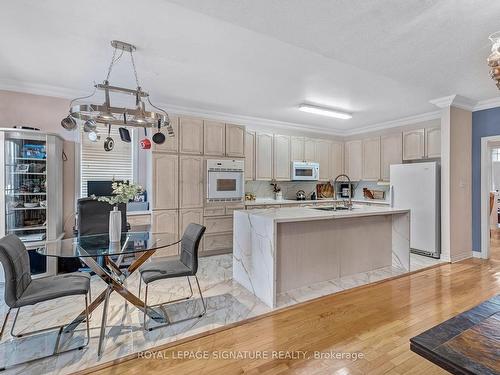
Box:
333;174;353;210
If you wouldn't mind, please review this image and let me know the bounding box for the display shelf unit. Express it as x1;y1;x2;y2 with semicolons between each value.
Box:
0;128;63;279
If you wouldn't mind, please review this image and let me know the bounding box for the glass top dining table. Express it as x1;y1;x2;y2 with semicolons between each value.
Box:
37;231;178;258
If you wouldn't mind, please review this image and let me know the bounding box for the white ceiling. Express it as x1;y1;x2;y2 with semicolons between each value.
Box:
0;0;499;135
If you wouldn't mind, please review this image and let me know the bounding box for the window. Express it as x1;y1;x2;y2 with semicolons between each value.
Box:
80;127;134;197
493;148;500;162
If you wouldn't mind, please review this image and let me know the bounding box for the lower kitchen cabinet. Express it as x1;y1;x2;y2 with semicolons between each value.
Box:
202;208;236;256
203;233;233;254
151;209;179;257
179;208;204;234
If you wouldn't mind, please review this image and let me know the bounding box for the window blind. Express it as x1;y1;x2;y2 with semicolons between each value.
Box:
80;127;133;197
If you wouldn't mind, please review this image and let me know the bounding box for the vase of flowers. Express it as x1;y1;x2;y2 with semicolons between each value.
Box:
93;181;144;242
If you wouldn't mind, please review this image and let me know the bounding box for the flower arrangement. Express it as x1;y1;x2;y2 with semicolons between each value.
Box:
92;181;144;206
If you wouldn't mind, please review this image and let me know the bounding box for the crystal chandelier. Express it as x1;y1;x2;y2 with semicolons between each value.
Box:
488;31;500;89
61;40;174;138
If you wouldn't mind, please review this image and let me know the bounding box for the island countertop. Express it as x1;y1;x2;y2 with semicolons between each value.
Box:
237;205;410;223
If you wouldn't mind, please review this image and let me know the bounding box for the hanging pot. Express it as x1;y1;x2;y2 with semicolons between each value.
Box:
119;127;131;142
152;119;166;145
83;119;97;133
140;127;151;149
61;115;77;130
104;123;115;151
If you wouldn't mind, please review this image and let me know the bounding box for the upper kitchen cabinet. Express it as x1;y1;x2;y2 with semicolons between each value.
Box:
402;129;425;160
179;155;204;208
203;120;225;156
344;140;362;181
151;153;178;210
380;133;402;181
225;124;245;157
304;138;317;162
273;134;291;180
425;127;441;158
255;132;273;180
179;117;204;154
290;136;305;161
316;140;332;181
362;137;381;181
152;115;179;153
244;130;255;180
331;142;344;178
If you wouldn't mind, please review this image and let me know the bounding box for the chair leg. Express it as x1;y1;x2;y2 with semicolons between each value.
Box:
143;283;149;331
98;286;112;357
194;276;207;317
138;276;142;299
0;308;11;341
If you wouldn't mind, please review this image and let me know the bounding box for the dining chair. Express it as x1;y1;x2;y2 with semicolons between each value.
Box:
0;234;91;364
138;223;206;331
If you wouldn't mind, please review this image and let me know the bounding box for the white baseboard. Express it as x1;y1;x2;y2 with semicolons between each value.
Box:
472;251;484;259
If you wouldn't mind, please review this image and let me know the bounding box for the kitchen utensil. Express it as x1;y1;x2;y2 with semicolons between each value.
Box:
311;191;317;200
296;190;306;201
83;119;97;133
88;131;100;142
119;127;131;142
152;119;166;144
61;116;77;130
104;123;114;151
140;127;151;149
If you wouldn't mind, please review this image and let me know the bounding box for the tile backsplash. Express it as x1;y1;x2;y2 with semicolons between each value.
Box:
245;180;390;202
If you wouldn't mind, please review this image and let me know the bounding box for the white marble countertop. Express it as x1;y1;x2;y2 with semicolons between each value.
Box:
244;198;390;206
238;205;409;223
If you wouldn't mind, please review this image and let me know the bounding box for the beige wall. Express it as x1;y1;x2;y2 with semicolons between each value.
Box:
0;90;76;236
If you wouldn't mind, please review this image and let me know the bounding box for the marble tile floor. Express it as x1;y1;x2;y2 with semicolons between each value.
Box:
410;253;445;271
0;253;438;374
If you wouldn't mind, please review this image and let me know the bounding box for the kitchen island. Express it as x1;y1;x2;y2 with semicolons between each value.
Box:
233;205;410;308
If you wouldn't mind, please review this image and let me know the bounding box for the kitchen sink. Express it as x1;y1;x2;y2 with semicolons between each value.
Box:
312;206;352;211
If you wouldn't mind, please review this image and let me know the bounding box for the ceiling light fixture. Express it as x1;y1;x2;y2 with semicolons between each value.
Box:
488;31;500;89
61;40;174;137
298;104;352;119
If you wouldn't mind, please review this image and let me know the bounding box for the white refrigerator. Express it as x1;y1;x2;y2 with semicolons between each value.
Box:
390;162;440;258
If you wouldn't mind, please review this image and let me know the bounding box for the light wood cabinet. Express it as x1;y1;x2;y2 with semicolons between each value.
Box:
245;130;255;181
291;136;305;161
381;133;402;181
151;153;178;209
179;117;204;154
331;142;344;178
304;138;317;162
179;208;204;237
402;129;425;160
362;137;381;181
179;155;204;208
127;214;151;227
273;134;291;180
151;209;179;257
255;132;273;180
316;140;332;181
425;127;441;158
344;140;362;181
225;124;245;157
203;120;225;156
152;115;179;153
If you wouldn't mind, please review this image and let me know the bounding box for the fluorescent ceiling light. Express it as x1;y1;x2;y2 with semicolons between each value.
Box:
298;104;352;119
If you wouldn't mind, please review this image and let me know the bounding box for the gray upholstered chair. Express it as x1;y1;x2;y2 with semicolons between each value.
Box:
0;234;91;359
138;223;206;331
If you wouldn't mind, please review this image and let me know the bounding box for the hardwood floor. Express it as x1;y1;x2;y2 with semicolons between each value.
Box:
79;240;500;375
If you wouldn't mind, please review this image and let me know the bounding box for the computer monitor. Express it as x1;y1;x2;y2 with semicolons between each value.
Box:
87;180;123;197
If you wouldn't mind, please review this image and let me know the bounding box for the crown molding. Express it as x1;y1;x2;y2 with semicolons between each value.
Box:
473;96;500;111
429;94;477;111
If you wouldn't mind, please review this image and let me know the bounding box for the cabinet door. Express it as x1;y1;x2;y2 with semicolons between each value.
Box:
425;127;441;158
291;136;305;162
344;140;362;181
304;138;317;162
179;155;204;208
179;208;204;238
225;124;245;157
316;140;332;181
402;129;425;160
151;210;179;257
244;130;255;181
273;134;291;180
152;115;179;152
179;117;204;154
151;153;178;209
331;142;344;178
203;120;225;156
362;137;381;181
381;133;402;181
255;132;273;180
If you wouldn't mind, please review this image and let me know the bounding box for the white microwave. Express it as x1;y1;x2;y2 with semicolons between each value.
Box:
291;161;319;181
207;159;245;202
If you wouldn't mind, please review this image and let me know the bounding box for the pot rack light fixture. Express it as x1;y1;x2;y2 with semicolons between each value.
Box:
61;40;174;137
298;103;352;119
488;31;500;89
